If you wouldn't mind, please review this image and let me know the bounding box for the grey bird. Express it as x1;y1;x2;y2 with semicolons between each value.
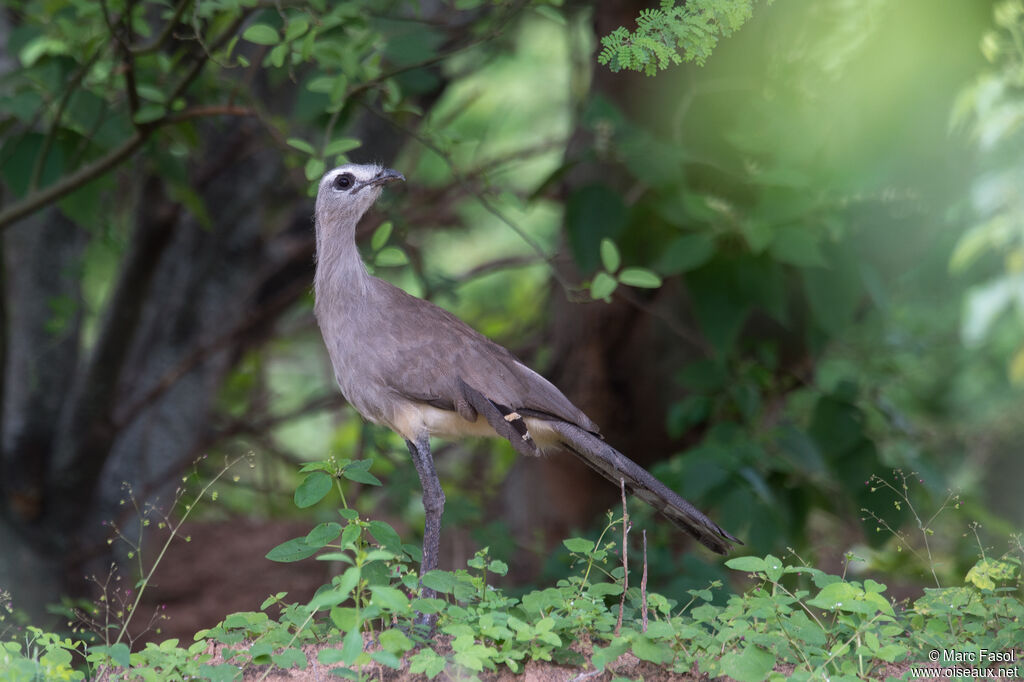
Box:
313;163;739;580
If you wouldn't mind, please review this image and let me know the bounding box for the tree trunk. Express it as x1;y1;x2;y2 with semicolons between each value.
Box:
0;121;314;621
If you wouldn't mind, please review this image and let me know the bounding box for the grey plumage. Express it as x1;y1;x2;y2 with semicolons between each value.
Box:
313;163;739;578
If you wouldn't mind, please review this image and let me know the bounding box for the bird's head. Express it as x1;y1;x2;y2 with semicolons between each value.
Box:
315;163;405;231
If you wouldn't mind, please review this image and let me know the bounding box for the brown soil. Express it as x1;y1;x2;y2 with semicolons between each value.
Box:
131;518;331;645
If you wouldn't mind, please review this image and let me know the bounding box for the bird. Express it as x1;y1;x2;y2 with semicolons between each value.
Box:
312;162;739;582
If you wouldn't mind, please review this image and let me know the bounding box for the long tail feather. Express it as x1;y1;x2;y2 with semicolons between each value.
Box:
548;421;740;555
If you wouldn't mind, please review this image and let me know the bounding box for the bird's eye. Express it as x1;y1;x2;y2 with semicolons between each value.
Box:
333;173;355;191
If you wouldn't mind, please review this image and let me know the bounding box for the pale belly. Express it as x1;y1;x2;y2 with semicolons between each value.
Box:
388;402;559;453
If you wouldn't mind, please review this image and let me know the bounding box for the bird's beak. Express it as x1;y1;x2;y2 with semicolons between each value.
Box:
368;168;405;187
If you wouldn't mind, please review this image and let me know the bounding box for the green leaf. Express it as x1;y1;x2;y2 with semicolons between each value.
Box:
272;647;307;669
368;520;403;553
342;461;382;486
371;222;393;251
631;635;670;664
266;537;318;562
655;233;716;274
375;246;409;267
587;582;623;597
763;554;784;582
198;664;240;682
339;627;363;665
267;43;288;68
91;643;130;668
287;137;316;155
562;537;595;554
295;471;332;508
590;272;618;300
133;105;165;124
409;649;447;678
305;522;342;548
421;570;456;594
379;629;413;655
19;36;68;66
600;238;621;273
875;644;908;662
304;157;326;181
136;84;167;103
769;226;826;267
411;597;445;614
591;638;630;670
370;650;402;669
725;556;768;573
618;267;662;288
965;558;1018;590
721;645;776;682
324;137;362;156
370;586;410;613
802;245;862;334
285;18;310;42
242;24;280;46
318;648;347;664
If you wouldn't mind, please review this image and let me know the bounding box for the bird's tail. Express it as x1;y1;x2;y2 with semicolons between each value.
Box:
548;421;740;555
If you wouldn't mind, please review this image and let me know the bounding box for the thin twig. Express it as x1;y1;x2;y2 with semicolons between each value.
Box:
641;529;648;633
29;47;107;193
130;0;193;54
453;255;544;283
164;105;255;124
614;285;711;355
366;107;576;294
615;477;629;637
99;0;141;121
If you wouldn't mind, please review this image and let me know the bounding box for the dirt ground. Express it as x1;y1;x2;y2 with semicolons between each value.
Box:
132;518;332;645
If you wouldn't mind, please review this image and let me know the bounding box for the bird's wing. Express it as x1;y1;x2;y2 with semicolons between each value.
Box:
369;279;598;434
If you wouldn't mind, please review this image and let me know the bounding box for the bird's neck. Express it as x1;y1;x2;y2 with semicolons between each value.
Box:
314;216;371;305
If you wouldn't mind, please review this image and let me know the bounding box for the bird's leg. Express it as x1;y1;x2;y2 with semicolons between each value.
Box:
406;434;444;598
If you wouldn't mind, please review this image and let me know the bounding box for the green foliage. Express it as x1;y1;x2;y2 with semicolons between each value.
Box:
577;0;1024;591
597;0;767;74
1;628;86;681
0;0;438;225
952;0;1024;385
5;499;1021;679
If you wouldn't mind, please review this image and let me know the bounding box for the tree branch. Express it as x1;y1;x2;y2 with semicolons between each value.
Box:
0;130;146;230
0;9;251;231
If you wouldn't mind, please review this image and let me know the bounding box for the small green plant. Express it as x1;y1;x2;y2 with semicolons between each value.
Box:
590;238;663;301
0;455;247;681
